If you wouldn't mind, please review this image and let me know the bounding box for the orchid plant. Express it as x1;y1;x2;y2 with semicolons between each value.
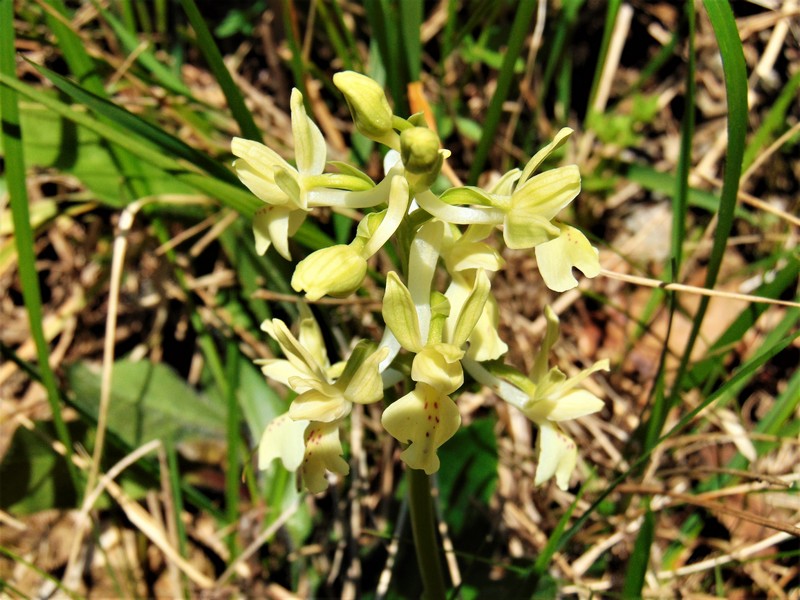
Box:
233;71;608;596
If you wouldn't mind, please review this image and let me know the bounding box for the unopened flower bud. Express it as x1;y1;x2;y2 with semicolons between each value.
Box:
400;127;440;173
291;243;367;301
333;71;396;146
400;127;443;190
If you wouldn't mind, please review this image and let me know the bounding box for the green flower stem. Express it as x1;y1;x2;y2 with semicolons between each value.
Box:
408;468;447;600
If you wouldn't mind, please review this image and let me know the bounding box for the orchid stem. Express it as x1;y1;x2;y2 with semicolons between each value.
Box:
408;468;447;600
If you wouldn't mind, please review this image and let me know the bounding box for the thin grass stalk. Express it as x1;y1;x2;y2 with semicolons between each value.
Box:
155;0;168;37
41;0;104;92
642;0;695;453
538;0;584;113
328;0;363;72
178;0;261;140
622;508;655;597
467;0;537;184
116;0;136;32
585;0;622;113
0;0;80;489
280;0;311;104
687;257;799;389
0;547;83;600
663;0;748;420
91;0;194;98
531;478;587;576
672;0;696;277
742;68;800;172
399;1;422;82
315;0;354;71
225;338;241;556
364;0;406;113
166;438;191;598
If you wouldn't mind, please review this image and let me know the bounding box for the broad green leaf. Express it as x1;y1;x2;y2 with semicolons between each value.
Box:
0;420;149;514
68;360;226;452
0;103;194;207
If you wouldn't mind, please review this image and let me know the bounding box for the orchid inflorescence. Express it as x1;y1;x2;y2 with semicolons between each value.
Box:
233;72;608;494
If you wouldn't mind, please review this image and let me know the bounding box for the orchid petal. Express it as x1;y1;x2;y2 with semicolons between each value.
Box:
258;412;309;471
534;422;577;490
532;306;561;381
267;319;328;380
362;176;410;257
451;268;491;348
289;386;351;423
235;160;291;206
232;137;293;171
383;272;423;353
297;304;329;369
534;225;600;292
512;165;581;222
518;128;574;187
546;389;605;422
411;344;464;394
290;88;327;175
302;422;349;493
343;347;389;405
464;295;508;361
381;384;461;474
256;358;306;387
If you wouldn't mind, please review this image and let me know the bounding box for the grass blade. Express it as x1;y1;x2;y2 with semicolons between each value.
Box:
178;0;261;141
30;60;238;184
622;508;655;598
364;0;406;113
642;0;695;452
41;0;104;93
660;0;749;434
467;0;537;184
0;0;80;489
743;68;800;171
399;0;422;82
0;72;261;215
671;0;695;275
586;0;622;111
225;339;241;556
91;0;194;98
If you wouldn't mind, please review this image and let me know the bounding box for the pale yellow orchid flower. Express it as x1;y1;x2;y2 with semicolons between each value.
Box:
256;308;387;493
